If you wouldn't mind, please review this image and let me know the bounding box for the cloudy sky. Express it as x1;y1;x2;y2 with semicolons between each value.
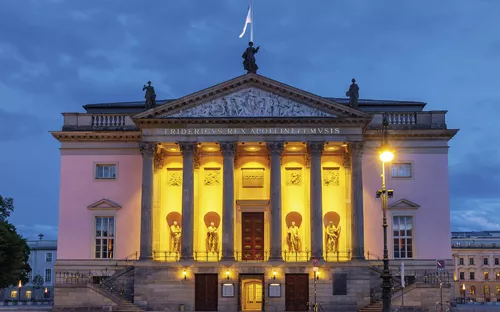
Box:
0;0;499;240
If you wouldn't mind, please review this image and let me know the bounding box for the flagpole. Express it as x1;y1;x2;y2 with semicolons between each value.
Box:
250;0;254;42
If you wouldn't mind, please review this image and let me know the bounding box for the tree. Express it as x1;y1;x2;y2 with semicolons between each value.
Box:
0;195;31;289
32;274;44;300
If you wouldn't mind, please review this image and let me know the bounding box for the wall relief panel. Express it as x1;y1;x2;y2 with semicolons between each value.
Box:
323;167;340;186
204;168;221;186
167;168;182;187
241;168;265;188
286;167;302;186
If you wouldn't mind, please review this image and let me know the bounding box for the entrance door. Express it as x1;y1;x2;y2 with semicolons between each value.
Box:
285;274;309;311
194;274;218;311
241;212;264;260
242;280;263;311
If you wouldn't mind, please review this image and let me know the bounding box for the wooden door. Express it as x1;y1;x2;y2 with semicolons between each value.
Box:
195;274;218;311
241;212;264;260
285;274;309;311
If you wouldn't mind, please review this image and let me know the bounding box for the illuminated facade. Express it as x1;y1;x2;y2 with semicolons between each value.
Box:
51;74;458;311
452;231;500;303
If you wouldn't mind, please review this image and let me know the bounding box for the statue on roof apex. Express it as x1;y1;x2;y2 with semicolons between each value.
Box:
242;41;260;74
346;78;359;108
143;81;156;109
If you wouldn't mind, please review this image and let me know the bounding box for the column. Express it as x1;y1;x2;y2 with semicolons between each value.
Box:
308;142;324;260
220;142;236;260
351;141;365;259
152;150;165;257
267;142;284;260
179;142;196;260
139;142;157;260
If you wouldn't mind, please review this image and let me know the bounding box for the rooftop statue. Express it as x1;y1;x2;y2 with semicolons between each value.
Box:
143;81;156;109
242;41;260;73
346;78;359;108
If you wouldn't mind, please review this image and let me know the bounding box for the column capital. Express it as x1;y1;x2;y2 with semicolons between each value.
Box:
140;142;157;157
178;142;197;154
154;150;166;170
220;141;237;157
267;142;284;155
307;141;325;154
350;141;365;156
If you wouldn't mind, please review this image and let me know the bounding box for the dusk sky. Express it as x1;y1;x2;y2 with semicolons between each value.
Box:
0;0;498;240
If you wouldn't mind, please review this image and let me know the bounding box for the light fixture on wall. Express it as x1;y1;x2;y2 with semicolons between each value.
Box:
273;270;277;280
183;270;187;281
226;270;230;280
315;271;320;280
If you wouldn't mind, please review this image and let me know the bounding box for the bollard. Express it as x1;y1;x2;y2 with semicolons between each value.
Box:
179;303;185;311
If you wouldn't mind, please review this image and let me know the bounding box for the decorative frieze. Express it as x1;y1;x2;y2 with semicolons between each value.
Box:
204;168;221;186
285;167;302;186
323;167;340;186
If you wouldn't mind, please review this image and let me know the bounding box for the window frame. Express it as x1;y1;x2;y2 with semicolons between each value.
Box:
469;271;475;280
483;257;488;265
391;215;415;259
45;252;53;262
459;272;465;280
389;161;413;179
94;162;118;180
45;268;52;283
93;215;116;259
469;257;475;265
459;257;464;265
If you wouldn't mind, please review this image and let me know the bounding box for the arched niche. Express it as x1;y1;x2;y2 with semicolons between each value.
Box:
285;212;303;253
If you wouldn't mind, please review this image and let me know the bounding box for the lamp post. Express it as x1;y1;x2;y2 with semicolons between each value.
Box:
377;115;394;312
18;280;22;303
462;283;465;303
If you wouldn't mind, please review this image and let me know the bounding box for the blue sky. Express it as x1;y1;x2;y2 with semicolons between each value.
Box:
0;0;499;240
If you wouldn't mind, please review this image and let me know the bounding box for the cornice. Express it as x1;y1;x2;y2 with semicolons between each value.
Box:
133;73;372;119
51;131;142;142
133;117;370;128
363;129;459;141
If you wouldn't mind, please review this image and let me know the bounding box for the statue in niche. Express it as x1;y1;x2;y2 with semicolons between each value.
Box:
170;221;181;252
242;41;260;73
206;222;219;253
326;221;341;252
345;78;359;108
143;81;156;109
287;222;301;252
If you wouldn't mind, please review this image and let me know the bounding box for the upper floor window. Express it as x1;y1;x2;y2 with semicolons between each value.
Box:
390;163;412;178
95;216;115;259
45;268;52;282
392;216;413;259
45;252;53;262
459;258;464;265
469;258;474;265
470;272;475;280
495;258;499;265
484;257;489;265
459;272;465;280
95;164;116;179
484;272;489;280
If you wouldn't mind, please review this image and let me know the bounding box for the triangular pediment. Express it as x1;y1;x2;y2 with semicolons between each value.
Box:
87;198;122;211
388;199;420;210
133;73;371;119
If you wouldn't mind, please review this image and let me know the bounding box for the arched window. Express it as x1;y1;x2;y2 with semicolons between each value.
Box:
484;285;490;295
470;285;476;295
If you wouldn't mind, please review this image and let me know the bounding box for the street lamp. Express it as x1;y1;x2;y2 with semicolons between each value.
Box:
18;280;22;302
462;283;465;303
377;114;394;312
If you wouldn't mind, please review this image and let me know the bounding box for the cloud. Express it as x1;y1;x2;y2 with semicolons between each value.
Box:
16;224;58;241
0;108;46;141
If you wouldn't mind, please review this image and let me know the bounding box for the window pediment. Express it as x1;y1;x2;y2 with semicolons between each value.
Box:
87;198;122;211
389;199;420;210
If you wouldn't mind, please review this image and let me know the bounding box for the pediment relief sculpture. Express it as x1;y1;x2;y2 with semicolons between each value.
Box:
166;88;334;118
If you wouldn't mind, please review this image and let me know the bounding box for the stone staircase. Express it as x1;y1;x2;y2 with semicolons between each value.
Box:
359;300;382;312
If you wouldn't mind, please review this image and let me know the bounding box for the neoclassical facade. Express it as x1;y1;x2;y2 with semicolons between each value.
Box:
51;73;458;311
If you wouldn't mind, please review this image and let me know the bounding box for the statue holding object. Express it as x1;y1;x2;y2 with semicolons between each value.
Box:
206;222;219;253
326;221;341;252
170;221;181;253
242;41;260;74
287;222;301;253
346;78;359;108
143;81;156;109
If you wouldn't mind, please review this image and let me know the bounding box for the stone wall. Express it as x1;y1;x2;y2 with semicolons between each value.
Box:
53;284;117;311
392;283;451;310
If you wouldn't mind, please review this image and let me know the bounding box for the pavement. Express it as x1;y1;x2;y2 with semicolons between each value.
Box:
454;304;500;311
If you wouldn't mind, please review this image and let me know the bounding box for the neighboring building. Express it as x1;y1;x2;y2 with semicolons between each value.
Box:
51;72;458;311
1;235;56;302
452;231;500;303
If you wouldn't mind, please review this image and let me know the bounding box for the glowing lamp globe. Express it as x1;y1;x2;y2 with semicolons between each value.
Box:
379;150;394;163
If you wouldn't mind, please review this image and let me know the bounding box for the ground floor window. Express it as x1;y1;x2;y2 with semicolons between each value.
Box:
95;216;115;259
10;290;17;299
25;290;32;299
392;216;413;259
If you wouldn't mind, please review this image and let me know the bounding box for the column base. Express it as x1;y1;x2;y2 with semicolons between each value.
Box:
268;256;284;262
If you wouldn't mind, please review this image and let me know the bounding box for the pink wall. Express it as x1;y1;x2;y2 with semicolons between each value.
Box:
363;150;452;260
57;154;142;260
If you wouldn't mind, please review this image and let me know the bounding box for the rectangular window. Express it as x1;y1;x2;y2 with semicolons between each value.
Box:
484;272;489;280
496;273;500;280
390;163;412;178
45;252;53;262
470;272;475;280
95;216;115;259
10;290;17;299
496;285;500;293
459;258;464;265
25;291;32;299
392;216;413;259
495;258;499;265
484;257;489;265
469;258;474;265
459;272;465;280
95;164;116;179
45;268;52;282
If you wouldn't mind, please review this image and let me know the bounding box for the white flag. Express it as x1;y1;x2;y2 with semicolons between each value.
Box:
401;262;405;288
239;5;252;38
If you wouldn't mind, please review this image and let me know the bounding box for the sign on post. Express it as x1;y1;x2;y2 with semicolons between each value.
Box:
436;259;445;272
